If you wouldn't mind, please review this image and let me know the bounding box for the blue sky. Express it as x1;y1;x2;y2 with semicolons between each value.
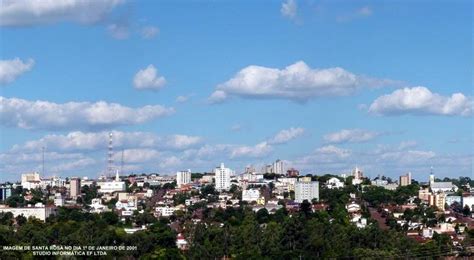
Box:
0;0;472;182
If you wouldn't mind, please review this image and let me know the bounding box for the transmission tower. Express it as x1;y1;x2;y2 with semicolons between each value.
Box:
107;132;114;178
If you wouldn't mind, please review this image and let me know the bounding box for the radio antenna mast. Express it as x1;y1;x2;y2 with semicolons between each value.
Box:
107;132;114;178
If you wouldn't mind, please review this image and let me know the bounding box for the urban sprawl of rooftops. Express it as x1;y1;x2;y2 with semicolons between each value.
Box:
2;160;474;257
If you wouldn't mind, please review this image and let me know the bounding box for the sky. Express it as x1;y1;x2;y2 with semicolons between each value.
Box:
0;0;472;182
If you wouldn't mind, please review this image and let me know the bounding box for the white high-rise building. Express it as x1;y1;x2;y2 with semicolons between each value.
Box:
214;163;233;191
272;159;284;175
177;169;192;187
295;179;319;203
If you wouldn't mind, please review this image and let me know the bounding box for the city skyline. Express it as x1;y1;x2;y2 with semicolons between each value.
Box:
1;0;473;182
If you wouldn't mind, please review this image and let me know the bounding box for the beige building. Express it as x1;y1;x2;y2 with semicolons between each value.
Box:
399;172;412;186
429;193;446;210
70;178;81;199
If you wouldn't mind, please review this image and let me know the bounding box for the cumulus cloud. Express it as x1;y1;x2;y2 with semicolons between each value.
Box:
114;148;161;163
0;97;175;130
398;140;418;150
133;64;166;91
368;86;473;117
107;23;129;39
208;61;398;103
0;0;124;27
49;158;97;172
230;142;273;159
0;58;35;84
323;129;380;144
141;26;159;39
11;131;203;153
281;0;297;19
268;127;305;144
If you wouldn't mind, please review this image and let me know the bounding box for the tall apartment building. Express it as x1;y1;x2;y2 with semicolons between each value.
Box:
215;163;232;191
273;159;284;175
177;169;192;187
70;178;81;199
0;185;12;201
295;178;319;203
428;193;446;210
399;172;412;186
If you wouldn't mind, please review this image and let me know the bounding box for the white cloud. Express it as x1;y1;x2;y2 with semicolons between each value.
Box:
107;23;129;39
398;140;418;150
49;158;96;172
268;127;305;144
323;129;380;144
0;0;124;26
337;6;373;22
208;61;398;103
159;156;181;168
281;0;297;19
141;26;159;39
176;95;189;103
133;64;166;91
377;150;436;165
11;131;202;153
230;142;273;159
0;58;35;84
368;86;473;117
0;97;175;130
315;145;352;158
114;148;161;163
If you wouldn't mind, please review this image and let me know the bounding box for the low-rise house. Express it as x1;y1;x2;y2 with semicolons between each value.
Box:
90;198;108;213
176;233;188;250
326;177;344;189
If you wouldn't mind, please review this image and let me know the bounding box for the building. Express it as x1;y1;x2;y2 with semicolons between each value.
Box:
177;169;192;187
286;168;299;177
431;182;457;193
294;179;319;203
242;189;260;202
21;172;41;190
446;195;461;206
98;171;126;194
90;198;108;213
326;177;344;189
70;178;81;199
462;196;474;210
214;163;232;191
418;188;431;202
428;193;446;210
352;167;363;179
176;233;188;250
0;185;12;201
273;159;284;175
399;172;412;186
54;193;64;207
0;204;57;222
155;206;178;217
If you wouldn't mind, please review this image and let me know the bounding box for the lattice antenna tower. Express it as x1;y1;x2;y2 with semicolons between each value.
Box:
107;132;114;178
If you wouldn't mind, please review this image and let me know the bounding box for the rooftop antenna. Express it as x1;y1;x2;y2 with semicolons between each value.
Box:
107;132;114;178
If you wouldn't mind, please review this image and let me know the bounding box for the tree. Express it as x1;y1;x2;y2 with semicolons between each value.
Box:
256;208;269;224
463;205;471;216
